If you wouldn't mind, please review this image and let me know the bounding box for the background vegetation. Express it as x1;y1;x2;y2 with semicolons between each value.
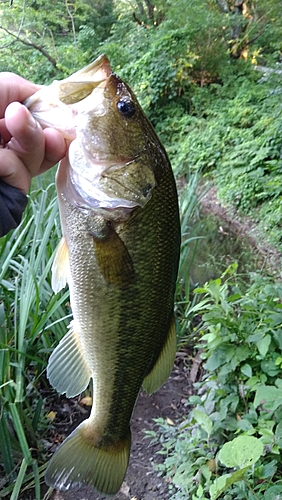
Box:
0;0;282;498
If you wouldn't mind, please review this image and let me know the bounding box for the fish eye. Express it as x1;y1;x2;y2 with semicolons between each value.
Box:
117;98;136;118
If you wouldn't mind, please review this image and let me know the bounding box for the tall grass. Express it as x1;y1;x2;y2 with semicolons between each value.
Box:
0;181;70;499
0;171;200;498
175;173;204;342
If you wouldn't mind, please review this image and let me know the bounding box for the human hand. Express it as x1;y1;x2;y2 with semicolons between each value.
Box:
0;72;67;194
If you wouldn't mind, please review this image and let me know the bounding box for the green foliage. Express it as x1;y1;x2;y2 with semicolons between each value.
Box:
148;266;282;499
0;182;70;498
0;0;117;82
155;68;282;250
101;22;194;111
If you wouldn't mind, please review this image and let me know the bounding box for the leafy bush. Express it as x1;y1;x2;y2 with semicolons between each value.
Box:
148;266;282;499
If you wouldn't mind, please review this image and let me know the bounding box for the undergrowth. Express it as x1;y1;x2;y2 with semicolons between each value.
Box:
148;264;282;499
153;68;282;252
0;182;70;499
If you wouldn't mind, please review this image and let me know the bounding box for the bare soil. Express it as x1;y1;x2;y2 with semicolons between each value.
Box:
46;352;195;500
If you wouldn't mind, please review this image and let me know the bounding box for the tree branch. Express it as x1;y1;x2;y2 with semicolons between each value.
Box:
0;25;58;69
132;12;143;25
144;0;155;22
65;0;76;46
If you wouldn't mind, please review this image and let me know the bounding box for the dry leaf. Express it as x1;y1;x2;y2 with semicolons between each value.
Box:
166;417;174;426
207;458;216;472
46;411;56;421
120;481;130;496
80;396;93;406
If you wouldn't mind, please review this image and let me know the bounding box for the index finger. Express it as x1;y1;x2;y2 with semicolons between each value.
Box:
0;72;39;118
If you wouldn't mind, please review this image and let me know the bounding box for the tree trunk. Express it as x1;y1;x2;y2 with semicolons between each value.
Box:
215;0;250;59
215;0;230;13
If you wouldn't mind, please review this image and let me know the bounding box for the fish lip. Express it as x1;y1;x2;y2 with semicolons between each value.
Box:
23;54;113;138
62;54;112;85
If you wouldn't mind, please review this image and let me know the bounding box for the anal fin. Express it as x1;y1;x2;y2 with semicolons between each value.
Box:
142;314;177;396
47;321;91;397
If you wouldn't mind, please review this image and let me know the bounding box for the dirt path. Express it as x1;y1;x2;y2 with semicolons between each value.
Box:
48;355;193;500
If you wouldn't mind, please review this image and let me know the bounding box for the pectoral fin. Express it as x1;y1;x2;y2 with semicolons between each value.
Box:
142;314;177;395
51;237;70;293
90;223;135;288
47;321;91;398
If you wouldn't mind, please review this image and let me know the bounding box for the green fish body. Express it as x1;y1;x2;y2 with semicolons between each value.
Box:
25;55;180;495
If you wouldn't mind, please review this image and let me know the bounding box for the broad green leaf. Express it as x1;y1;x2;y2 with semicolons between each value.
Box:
218;435;263;468
240;363;252;378
196;484;204;497
260;460;277;479
193;409;213;436
210;468;248;500
275;420;282;440
263;484;282;499
261;359;280;377
257;334;271;357
254;384;282;409
275;379;282;390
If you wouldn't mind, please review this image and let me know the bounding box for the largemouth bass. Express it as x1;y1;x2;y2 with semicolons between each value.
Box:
25;55;180;495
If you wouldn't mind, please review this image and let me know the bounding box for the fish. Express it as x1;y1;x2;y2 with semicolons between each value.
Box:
25;54;180;495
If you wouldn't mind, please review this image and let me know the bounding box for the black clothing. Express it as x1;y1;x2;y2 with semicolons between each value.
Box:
0;180;28;237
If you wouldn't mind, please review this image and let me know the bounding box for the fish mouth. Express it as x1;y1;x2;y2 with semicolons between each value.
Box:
24;54;113;139
57;55;112;105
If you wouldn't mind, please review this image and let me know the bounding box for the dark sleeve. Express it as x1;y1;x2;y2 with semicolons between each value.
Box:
0;180;28;237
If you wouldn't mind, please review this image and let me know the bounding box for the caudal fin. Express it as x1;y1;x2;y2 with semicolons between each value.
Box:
45;419;131;495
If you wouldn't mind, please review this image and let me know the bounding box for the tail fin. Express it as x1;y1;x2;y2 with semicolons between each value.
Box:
45;419;131;495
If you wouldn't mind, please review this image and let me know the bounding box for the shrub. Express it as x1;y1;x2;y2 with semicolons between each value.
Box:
148;266;282;499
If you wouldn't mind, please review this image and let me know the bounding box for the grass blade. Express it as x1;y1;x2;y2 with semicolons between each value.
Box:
9;403;33;465
10;458;28;500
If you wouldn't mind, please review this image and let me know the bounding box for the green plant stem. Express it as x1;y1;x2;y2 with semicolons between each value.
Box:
243;477;261;500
